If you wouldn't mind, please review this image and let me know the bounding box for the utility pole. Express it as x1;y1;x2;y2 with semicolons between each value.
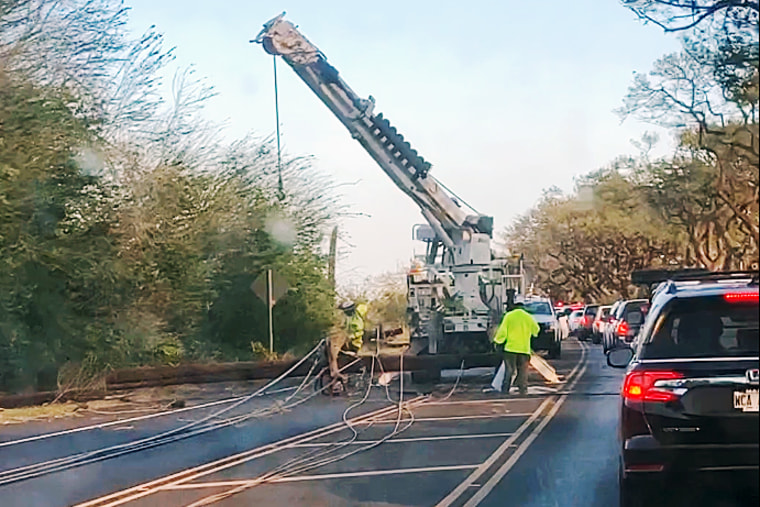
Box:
328;226;338;291
266;268;274;354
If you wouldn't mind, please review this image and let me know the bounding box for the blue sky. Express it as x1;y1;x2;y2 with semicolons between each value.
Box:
124;0;681;287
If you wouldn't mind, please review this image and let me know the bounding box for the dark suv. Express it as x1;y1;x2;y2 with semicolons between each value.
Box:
607;272;759;506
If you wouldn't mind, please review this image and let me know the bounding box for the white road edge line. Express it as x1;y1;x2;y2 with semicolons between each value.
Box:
291;432;515;447
435;341;588;507
161;464;481;489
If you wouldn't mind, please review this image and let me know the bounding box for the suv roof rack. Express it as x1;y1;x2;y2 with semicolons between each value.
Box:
634;269;759;300
632;269;758;285
631;268;711;286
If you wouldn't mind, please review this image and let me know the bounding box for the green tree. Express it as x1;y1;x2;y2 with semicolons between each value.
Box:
619;40;758;269
505;164;684;302
0;65;126;389
0;0;345;392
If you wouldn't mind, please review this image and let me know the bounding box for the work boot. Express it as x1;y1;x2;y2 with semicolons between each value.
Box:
331;379;346;396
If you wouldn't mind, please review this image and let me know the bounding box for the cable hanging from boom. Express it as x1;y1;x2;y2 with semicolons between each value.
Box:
429;174;480;216
273;55;285;201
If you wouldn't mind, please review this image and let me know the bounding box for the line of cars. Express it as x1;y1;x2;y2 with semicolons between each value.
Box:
555;300;651;351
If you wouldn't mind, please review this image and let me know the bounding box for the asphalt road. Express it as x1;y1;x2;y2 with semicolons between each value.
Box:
1;339;756;506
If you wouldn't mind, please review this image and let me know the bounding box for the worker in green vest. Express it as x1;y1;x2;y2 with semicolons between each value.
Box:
344;302;367;353
492;302;539;396
326;301;368;393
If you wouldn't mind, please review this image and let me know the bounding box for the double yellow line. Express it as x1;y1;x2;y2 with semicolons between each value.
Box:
435;340;589;507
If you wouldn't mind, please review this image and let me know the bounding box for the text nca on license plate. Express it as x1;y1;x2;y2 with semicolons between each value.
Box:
734;389;759;413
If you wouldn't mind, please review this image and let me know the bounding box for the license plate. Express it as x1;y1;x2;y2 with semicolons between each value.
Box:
733;389;759;412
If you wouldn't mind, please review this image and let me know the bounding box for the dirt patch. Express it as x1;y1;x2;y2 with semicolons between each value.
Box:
0;378;294;428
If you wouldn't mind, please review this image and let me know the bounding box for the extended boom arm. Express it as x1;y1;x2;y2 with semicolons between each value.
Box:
254;14;493;250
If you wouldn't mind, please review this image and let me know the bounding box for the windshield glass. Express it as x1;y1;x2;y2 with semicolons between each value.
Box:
641;298;759;359
523;301;552;315
0;2;757;506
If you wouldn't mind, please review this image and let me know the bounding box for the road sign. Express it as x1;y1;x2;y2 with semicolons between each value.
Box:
251;270;288;304
251;269;289;353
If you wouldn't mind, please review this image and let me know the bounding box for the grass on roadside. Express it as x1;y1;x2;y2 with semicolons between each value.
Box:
0;402;82;425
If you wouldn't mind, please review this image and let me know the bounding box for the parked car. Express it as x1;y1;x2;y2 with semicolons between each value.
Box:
592;305;612;344
522;297;561;359
606;272;759;506
603;299;650;352
568;309;584;335
603;300;624;350
577;304;600;341
556;308;571;341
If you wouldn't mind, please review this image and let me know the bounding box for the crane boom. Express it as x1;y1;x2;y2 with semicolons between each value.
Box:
254;14;493;253
254;14;520;356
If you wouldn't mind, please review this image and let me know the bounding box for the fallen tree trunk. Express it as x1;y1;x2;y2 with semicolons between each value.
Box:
1;351;500;408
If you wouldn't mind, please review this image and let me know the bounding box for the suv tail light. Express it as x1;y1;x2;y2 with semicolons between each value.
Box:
622;370;684;402
616;320;629;337
724;292;759;303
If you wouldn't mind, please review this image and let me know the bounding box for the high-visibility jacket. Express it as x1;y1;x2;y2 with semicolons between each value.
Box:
493;308;540;355
346;303;367;350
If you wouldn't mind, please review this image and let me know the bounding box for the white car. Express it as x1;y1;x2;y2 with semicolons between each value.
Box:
568;309;584;333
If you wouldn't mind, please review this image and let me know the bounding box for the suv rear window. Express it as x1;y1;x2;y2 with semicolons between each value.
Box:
640;297;759;359
584;306;599;317
623;300;649;314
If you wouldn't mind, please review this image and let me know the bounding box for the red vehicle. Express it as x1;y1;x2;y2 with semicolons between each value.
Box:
577;304;600;341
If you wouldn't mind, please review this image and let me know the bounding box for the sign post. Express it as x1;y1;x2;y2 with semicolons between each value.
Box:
251;270;288;355
266;269;274;354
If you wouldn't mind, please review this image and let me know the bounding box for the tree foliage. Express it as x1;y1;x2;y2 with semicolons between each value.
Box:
619;13;758;270
506;2;758;301
0;1;342;392
505;166;684;302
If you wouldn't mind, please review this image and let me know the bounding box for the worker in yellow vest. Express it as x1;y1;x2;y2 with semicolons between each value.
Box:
326;301;368;391
344;302;367;354
492;302;540;396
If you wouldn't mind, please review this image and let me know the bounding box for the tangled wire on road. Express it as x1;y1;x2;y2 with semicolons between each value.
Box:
1;337;467;504
0;339;362;487
186;348;469;507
